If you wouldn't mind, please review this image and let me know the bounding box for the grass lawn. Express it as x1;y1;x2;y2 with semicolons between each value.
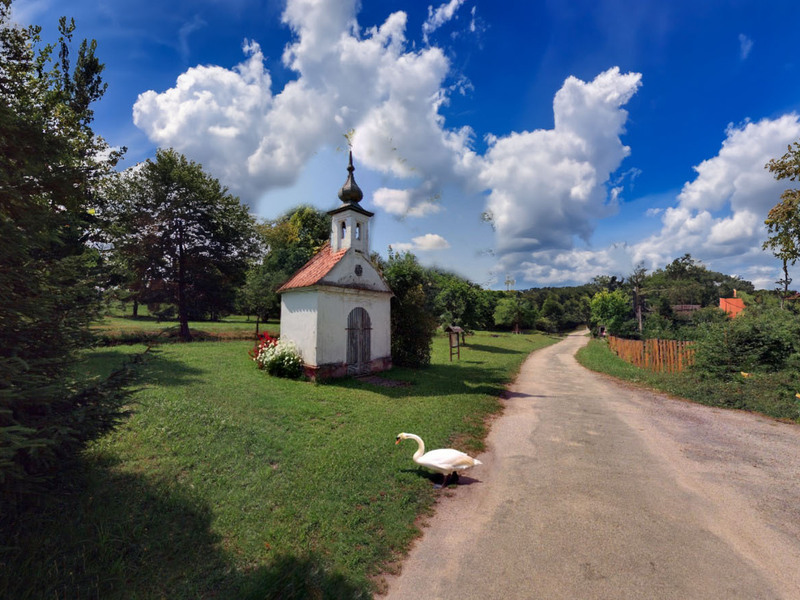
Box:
576;337;800;422
93;307;279;343
2;331;558;599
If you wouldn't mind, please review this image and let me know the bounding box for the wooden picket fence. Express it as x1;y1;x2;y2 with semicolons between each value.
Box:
607;335;695;373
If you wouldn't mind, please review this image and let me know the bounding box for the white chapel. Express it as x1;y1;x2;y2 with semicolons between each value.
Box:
277;153;393;379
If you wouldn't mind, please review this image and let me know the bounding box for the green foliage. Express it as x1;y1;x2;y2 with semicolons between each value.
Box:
521;285;594;332
692;307;800;378
431;271;498;330
589;289;631;336
103;149;260;337
239;206;329;321
0;4;139;506
381;250;439;367
642;306;730;341
643;254;753;309
493;294;537;330
763;141;800;301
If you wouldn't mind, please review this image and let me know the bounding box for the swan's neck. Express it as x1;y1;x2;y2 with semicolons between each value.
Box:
407;434;426;461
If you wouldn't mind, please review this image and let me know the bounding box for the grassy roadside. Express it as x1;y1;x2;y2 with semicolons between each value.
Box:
2;331;559;599
576;337;800;423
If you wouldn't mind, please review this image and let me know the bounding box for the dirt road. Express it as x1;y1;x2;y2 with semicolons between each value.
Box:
383;331;800;599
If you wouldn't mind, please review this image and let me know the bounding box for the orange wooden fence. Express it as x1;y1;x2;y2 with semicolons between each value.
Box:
607;336;695;373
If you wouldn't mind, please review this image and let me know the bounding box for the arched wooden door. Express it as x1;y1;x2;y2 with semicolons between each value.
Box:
347;307;371;375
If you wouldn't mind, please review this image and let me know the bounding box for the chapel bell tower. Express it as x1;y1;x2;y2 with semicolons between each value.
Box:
328;151;373;254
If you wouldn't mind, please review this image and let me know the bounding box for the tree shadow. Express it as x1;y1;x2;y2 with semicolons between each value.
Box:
460;343;522;354
329;361;517;400
142;348;208;388
1;456;367;600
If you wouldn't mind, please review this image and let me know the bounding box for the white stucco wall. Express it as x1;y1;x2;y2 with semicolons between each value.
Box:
281;286;391;368
280;290;319;365
316;288;391;366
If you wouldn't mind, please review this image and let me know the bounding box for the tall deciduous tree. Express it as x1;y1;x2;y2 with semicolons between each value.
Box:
590;289;631;336
763;141;800;307
1;3;132;504
493;294;537;332
239;205;330;323
104;149;259;339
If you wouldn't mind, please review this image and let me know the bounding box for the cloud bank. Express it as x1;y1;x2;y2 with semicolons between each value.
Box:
132;0;799;288
630;114;800;283
134;0;475;212
519;114;800;287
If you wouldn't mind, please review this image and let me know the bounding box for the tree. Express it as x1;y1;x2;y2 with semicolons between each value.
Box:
493;294;537;332
628;263;648;332
643;254;753;310
590;289;631;336
433;273;487;329
239;206;329;322
104;149;260;339
1;5;133;504
380;249;438;367
763;141;800;308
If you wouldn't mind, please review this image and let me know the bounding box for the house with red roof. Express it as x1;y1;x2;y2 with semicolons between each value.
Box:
277;153;393;379
719;289;745;318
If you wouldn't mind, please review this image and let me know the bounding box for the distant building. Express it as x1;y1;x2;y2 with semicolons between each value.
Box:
671;304;701;316
719;289;745;318
277;153;393;379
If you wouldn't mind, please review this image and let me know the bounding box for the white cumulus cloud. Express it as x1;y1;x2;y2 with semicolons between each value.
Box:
133;40;273;199
632;114;800;268
391;233;450;253
481;67;642;256
373;187;443;217
134;0;476;216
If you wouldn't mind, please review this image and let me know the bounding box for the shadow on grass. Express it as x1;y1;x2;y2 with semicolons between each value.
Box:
329;361;519;400
1;457;366;600
459;343;521;354
81;347;207;389
144;348;209;388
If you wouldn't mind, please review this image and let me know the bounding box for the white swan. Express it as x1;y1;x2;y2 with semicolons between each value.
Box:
395;432;482;488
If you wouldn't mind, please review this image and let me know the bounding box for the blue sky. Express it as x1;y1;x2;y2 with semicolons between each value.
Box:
12;0;800;289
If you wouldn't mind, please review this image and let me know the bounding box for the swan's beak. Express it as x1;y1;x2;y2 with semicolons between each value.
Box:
395;436;401;444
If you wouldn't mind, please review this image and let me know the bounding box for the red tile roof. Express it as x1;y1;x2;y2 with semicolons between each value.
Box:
277;242;349;293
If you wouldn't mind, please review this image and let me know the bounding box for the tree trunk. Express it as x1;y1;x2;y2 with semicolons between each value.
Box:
177;220;192;341
132;298;139;318
780;258;792;310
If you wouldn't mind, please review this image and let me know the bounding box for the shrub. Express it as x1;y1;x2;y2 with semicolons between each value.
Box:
252;336;304;379
381;251;438;368
692;308;800;378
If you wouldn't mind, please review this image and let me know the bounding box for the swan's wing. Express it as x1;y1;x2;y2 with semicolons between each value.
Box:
419;449;480;472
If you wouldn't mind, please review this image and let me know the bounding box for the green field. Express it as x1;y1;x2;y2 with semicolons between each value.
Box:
2;331;558;599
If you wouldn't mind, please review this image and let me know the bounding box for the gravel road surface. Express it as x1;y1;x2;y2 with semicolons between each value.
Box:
383;331;800;599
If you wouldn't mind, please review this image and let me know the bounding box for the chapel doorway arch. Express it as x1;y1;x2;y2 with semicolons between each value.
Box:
347;307;371;375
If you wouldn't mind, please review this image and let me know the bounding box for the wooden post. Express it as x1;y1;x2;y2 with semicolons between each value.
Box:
449;331;460;361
